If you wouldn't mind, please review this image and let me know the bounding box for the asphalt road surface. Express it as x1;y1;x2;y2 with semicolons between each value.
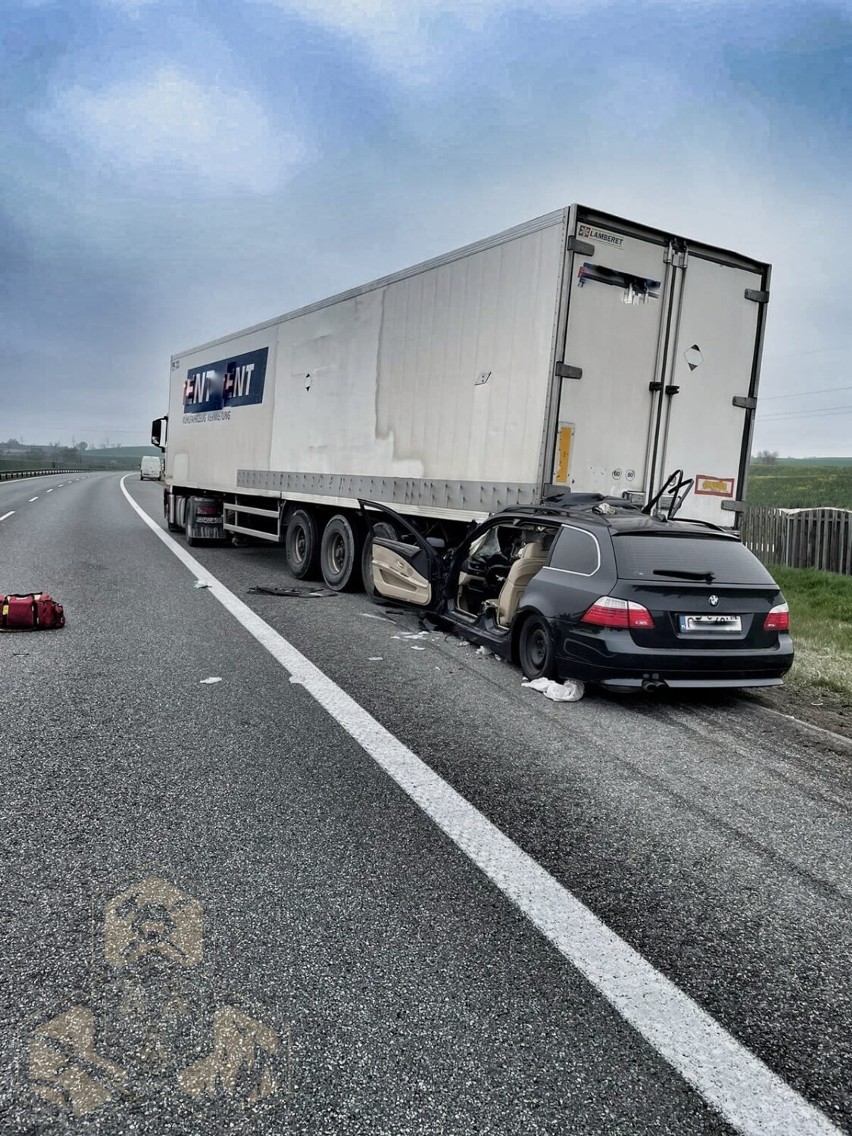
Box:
0;472;849;1136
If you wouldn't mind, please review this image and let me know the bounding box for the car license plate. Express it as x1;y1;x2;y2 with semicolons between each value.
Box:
679;614;742;633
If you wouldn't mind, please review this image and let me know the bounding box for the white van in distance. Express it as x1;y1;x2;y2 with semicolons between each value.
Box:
140;456;162;481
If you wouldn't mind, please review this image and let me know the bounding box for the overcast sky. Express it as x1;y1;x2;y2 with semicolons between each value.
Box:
3;0;850;456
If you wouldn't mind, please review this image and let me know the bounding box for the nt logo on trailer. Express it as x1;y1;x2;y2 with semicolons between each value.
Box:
182;347;268;415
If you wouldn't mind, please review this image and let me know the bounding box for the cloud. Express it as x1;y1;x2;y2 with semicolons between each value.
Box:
95;0;161;11
262;0;852;89
35;66;304;193
257;0;593;83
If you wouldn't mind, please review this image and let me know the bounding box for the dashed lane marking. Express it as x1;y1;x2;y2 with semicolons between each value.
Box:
0;511;15;521
29;497;39;502
119;476;841;1136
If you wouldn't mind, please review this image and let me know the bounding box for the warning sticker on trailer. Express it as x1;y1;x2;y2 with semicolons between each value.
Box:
694;475;735;497
577;223;624;249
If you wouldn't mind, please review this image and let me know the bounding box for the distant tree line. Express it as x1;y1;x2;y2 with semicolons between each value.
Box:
0;439;148;472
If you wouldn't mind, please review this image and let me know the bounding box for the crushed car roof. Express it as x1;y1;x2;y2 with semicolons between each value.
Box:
492;495;740;539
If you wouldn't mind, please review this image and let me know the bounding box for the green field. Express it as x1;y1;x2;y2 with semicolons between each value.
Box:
0;446;160;474
771;565;852;699
746;460;852;509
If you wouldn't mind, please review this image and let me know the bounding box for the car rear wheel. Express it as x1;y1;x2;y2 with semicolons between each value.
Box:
286;509;321;579
519;615;556;680
320;514;364;591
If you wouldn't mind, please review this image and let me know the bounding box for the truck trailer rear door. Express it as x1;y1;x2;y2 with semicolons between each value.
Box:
552;215;675;502
651;252;767;524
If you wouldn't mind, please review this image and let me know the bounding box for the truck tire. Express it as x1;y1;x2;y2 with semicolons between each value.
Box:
166;493;182;532
321;514;365;592
286;508;321;579
361;521;397;599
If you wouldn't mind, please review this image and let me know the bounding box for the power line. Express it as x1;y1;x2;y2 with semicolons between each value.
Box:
759;404;852;422
761;384;852;401
762;344;852;359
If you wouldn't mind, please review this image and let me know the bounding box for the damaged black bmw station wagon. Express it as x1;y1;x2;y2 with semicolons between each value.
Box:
360;486;793;693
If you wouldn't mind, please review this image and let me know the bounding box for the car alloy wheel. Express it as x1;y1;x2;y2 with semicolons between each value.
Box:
519;614;556;680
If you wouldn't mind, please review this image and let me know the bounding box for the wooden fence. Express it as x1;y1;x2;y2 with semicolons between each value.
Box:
739;507;852;575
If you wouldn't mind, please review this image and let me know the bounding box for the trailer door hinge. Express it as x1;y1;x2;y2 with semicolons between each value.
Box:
664;385;680;396
664;241;688;268
555;362;583;380
566;236;595;257
648;381;663;393
744;288;769;303
732;395;757;410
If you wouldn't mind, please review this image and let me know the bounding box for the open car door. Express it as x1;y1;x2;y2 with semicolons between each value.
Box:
359;501;447;610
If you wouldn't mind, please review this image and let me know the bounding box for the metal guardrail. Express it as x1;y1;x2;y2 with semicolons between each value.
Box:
740;506;852;575
0;468;82;482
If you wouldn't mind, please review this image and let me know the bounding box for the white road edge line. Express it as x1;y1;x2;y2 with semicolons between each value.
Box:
0;511;15;522
119;476;840;1136
753;703;852;749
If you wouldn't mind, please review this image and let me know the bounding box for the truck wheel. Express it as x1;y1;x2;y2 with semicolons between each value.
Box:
321;514;364;592
166;494;183;532
361;521;397;599
286;509;320;579
518;615;556;680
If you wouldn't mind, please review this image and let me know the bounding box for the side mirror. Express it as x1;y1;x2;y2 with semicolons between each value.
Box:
151;416;168;451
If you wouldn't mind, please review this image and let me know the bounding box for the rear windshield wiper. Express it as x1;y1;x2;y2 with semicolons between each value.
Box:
652;568;716;583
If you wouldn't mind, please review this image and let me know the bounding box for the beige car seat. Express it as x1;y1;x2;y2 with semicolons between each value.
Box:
495;540;548;628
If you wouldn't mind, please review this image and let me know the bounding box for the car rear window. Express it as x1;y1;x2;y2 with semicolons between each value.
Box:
612;534;776;585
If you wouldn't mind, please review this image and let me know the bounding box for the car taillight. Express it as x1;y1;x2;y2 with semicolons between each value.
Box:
763;602;789;632
581;596;655;630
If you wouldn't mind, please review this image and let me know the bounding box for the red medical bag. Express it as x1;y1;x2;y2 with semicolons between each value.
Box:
0;593;65;630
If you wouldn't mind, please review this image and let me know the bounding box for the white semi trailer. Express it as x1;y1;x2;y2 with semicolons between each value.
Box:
152;205;770;591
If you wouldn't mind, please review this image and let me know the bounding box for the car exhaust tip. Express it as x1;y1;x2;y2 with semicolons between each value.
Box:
642;679;668;692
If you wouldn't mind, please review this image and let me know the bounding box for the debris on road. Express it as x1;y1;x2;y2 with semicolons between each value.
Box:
368;656;383;661
249;585;335;598
361;612;397;624
199;677;222;685
523;676;585;702
193;580;210;589
476;645;492;657
410;646;426;651
392;630;430;641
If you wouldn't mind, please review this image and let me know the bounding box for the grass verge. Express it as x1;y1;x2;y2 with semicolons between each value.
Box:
770;566;852;700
